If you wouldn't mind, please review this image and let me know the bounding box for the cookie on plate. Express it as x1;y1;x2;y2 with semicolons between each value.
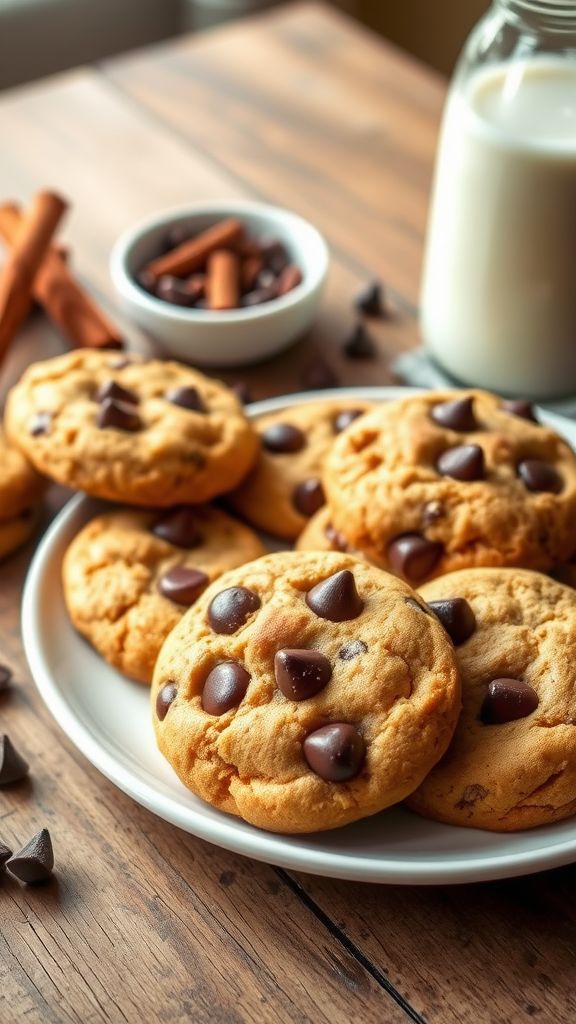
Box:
324;391;576;583
151;550;460;833
409;567;576;831
0;426;45;560
63;505;266;684
229;400;374;540
5;350;258;507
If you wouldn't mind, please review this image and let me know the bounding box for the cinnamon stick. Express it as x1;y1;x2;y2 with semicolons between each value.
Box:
145;217;244;280
0;203;123;350
0;191;67;362
207;249;240;310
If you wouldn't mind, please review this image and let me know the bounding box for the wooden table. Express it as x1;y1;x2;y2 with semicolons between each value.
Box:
1;5;574;1022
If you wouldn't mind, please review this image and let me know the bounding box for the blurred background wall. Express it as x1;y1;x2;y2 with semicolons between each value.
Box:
0;0;489;90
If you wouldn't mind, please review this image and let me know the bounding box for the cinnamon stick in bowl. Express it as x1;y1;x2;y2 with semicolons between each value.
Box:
0;203;123;351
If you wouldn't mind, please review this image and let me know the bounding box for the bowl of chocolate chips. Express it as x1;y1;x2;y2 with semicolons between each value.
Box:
110;199;329;367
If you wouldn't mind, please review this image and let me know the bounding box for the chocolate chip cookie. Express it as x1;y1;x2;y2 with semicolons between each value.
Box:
63;505;266;683
5;350;259;506
0;426;45;560
296;506;369;560
324;392;576;583
151;550;460;833
229;400;374;540
409;567;576;831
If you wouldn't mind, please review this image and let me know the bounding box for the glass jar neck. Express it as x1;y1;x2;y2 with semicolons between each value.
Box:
496;0;576;31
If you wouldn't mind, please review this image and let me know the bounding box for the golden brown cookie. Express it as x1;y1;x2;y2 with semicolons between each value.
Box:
5;350;258;507
409;567;576;831
151;550;460;833
0;426;45;560
63;505;266;684
324;391;576;583
229;400;374;540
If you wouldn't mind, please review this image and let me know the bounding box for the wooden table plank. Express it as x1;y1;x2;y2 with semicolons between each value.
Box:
104;1;445;307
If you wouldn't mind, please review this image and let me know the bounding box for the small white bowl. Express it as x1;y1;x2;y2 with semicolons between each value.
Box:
110;199;329;368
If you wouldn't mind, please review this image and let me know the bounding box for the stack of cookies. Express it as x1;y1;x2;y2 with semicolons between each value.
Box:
6;356;576;836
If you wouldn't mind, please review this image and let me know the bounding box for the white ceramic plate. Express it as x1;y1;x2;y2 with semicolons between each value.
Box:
22;386;576;884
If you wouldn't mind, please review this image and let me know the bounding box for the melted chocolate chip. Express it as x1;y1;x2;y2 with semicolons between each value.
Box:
436;444;485;482
502;399;537;422
355;280;386;317
0;735;29;786
293;479;325;517
306;570;364;622
343;323;377;359
153;509;201;549
97;397;141;432
156;682;177;721
387;534;443;582
158;567;209;606
428;598;476;645
6;829;54;884
338;640;368;661
481;678;539;724
303;723;366;782
95;380;139;406
324;524;348;552
165;386;206;412
0;664;12;692
274;649;332;701
262;423;305;454
0;842;12;868
431;396;477;432
202;662;250;715
518;459;562;494
207;587;261;634
29;412;52;436
334;409;364;433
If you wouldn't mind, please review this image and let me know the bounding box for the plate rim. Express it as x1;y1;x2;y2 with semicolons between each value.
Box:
21;384;576;884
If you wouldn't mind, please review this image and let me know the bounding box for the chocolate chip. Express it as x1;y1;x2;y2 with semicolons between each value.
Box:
481;678;539;724
207;586;261;634
303;723;366;782
274;649;332;701
97;397;141;432
422;500;444;525
300;360;339;390
136;269;157;295
428;598;476;645
202;662;250;715
324;524;348;551
153;509;201;549
338;640;367;660
355;280;386;317
156;682;177;721
231;381;252;405
260;239;289;274
29;412;52;436
343;323;377;359
502;399;537;422
0;735;29;785
6;829;54;884
165;386;206;412
334;409;364;433
306;570;364;622
0;664;12;692
436;444;485;481
293;479;325;517
0;842;12;869
262;423;305;454
166;220;196;249
158;567;209;605
387;534;443;582
518;460;562;494
431;396;477;432
157;275;196;307
404;597;432;615
95;380;139;406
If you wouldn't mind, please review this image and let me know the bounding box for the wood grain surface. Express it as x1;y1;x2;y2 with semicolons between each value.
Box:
1;4;575;1023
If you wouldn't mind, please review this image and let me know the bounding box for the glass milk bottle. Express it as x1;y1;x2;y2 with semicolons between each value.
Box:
420;0;576;399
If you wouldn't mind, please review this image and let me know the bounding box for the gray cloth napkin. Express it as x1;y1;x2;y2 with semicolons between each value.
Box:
392;347;576;418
